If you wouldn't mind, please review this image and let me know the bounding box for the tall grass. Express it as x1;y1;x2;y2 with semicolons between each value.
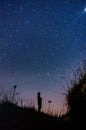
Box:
65;62;86;119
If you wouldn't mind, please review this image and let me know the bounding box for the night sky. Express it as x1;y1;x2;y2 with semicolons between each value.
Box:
0;0;86;113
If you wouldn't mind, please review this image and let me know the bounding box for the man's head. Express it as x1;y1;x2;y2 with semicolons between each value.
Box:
37;92;40;96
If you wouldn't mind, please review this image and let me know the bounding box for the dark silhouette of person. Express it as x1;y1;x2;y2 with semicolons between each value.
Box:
37;92;42;112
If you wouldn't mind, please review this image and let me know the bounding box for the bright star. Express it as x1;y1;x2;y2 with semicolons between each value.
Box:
46;73;50;76
84;7;86;12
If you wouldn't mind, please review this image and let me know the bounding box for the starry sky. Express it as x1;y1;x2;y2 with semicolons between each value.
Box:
0;0;86;113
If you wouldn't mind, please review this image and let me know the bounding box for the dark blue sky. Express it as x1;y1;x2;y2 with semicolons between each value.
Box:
0;0;86;113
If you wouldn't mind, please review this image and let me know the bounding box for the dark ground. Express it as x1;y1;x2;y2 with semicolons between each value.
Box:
0;102;85;130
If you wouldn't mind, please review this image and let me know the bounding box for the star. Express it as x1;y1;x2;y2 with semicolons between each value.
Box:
65;0;68;3
16;29;19;32
84;7;86;12
46;73;50;76
9;34;13;38
19;6;23;13
18;43;22;47
5;42;8;46
25;20;30;24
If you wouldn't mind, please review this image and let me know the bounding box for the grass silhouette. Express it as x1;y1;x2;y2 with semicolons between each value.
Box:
66;65;86;118
0;85;69;130
0;63;86;129
0;101;69;130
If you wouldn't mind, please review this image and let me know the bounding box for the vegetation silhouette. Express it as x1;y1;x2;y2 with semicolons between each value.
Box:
65;63;86;128
1;63;86;129
0;85;68;130
66;63;86;118
47;100;52;114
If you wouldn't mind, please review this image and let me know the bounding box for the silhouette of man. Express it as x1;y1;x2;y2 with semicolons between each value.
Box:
37;92;42;112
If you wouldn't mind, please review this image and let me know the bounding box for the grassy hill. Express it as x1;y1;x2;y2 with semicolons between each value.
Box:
0;102;71;130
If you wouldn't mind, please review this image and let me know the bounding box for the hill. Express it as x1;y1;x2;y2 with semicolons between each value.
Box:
0;102;70;130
